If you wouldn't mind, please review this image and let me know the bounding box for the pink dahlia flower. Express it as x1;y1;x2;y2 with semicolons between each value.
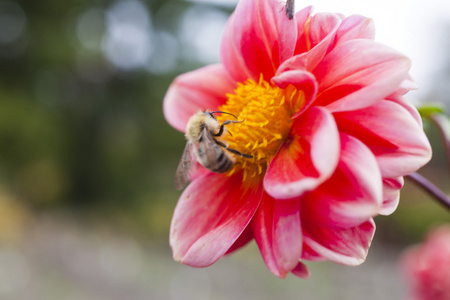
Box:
164;0;432;278
401;226;450;300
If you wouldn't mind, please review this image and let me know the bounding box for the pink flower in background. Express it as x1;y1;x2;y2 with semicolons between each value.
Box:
164;0;432;278
401;226;450;300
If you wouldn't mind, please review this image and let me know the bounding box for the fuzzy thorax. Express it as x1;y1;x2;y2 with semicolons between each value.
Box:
185;111;220;143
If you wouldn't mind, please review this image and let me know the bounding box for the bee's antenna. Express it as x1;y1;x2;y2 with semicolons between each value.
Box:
210;111;238;119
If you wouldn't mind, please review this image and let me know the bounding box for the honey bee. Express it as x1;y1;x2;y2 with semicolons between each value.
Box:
175;111;253;190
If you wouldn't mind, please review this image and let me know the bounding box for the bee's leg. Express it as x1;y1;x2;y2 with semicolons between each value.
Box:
215;119;244;137
226;148;253;158
215;140;253;158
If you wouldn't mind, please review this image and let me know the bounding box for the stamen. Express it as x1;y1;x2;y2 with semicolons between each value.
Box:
216;75;298;183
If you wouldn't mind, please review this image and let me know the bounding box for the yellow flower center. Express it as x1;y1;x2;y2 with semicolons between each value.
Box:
216;76;305;183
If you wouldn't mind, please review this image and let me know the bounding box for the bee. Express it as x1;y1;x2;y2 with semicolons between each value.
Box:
175;111;253;190
285;0;295;20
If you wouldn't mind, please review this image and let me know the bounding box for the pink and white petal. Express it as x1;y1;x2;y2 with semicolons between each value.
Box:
301;243;327;262
387;96;423;126
291;261;310;279
305;12;342;49
302;133;382;228
253;193;302;278
253;194;279;276
294;6;313;54
170;172;263;267
380;177;404;215
334;15;375;46
388;77;418;99
220;0;297;82
334;99;432;178
264;106;340;199
302;13;342;70
276;52;308;74
302;219;376;266
272;69;318;116
272;198;302;275
313;40;411;112
163;64;236;132
224;220;254;255
219;12;253;82
274;0;298;64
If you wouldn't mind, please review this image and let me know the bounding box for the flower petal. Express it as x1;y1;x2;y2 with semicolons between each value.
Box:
253;193;302;278
334;15;375;46
388;96;423;126
271;69;318;116
264;106;339;199
313;39;411;112
302;219;376;266
301;243;327;261
225;221;254;255
334;99;432;178
291;261;310;279
294;6;313;54
380;177;404;215
302;12;342;70
302;133;382;228
220;0;297;82
388;77;418;99
163;64;235;132
276;52;308;74
170;172;263;267
306;13;341;49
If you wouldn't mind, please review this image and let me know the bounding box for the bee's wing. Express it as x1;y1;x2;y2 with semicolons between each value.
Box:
199;127;227;167
175;142;195;190
201;127;222;156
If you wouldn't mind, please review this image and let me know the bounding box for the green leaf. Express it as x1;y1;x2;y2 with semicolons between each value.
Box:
417;103;446;118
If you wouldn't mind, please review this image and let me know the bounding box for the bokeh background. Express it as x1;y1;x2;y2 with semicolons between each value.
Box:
0;0;449;299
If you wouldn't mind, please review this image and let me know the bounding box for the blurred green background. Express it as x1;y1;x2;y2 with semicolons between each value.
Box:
0;0;449;299
0;0;225;240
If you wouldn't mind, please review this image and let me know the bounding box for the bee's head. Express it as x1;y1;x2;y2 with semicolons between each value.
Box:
206;111;217;120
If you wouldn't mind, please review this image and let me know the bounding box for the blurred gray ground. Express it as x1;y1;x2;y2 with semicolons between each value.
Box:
0;211;406;300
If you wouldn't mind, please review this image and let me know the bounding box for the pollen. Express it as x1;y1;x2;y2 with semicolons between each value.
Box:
216;75;303;183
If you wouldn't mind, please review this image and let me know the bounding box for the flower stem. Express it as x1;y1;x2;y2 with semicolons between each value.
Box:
406;172;450;210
